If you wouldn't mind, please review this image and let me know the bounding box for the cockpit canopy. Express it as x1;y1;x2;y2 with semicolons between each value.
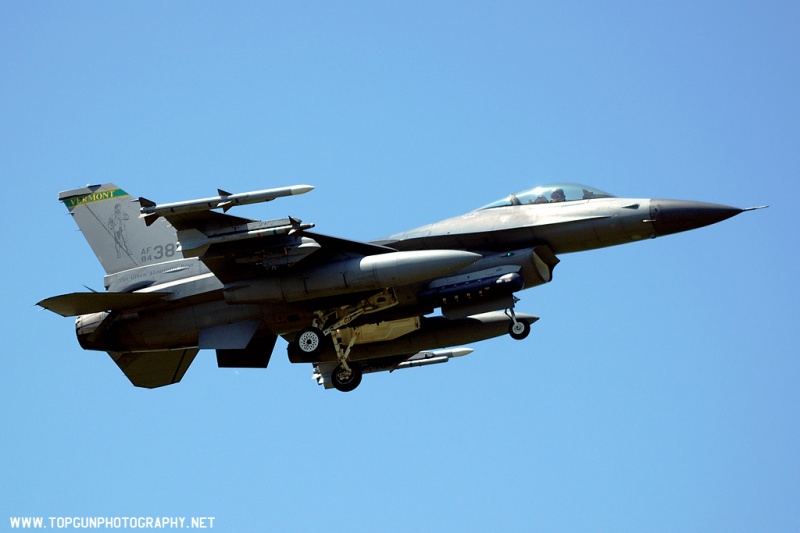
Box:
478;183;616;210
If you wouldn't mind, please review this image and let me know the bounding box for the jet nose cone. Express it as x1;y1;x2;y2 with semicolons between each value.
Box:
649;200;743;237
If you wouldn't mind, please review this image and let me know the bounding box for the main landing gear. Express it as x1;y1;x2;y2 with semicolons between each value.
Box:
289;290;398;392
331;362;362;392
290;326;364;392
290;289;397;357
294;326;326;357
299;328;364;392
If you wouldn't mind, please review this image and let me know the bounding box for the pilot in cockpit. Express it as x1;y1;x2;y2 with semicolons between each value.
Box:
551;188;566;202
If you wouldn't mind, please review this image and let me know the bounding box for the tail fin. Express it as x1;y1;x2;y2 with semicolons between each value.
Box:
59;184;179;275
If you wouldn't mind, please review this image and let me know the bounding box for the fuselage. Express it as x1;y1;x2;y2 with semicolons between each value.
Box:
75;184;745;355
379;196;657;253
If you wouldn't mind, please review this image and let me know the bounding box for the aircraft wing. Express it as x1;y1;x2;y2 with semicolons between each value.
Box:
158;209;397;283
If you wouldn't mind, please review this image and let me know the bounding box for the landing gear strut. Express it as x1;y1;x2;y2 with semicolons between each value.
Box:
289;290;398;389
506;303;531;340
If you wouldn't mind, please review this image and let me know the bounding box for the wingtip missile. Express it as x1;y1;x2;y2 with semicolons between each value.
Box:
138;184;315;221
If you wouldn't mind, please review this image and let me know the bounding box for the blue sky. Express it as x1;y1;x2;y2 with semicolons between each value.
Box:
2;2;798;531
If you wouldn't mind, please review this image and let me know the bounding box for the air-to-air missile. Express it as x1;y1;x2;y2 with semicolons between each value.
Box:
138;184;314;225
391;347;475;369
313;348;476;388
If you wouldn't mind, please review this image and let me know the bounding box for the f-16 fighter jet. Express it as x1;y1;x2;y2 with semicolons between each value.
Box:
38;183;765;391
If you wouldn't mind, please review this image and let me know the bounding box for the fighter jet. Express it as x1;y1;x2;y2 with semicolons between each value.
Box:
38;182;765;391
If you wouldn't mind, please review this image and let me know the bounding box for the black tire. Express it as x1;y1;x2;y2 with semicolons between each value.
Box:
293;327;325;358
509;320;530;340
331;363;363;392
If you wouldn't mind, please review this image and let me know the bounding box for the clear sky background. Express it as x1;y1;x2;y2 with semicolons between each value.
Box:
2;2;798;531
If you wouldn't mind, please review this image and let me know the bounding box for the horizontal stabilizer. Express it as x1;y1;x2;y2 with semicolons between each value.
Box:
108;348;198;388
37;291;170;317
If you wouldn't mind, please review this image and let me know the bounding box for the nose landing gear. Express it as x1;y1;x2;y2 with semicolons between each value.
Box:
506;303;531;340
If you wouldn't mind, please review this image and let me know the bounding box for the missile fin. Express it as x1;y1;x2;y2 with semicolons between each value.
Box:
138;197;156;208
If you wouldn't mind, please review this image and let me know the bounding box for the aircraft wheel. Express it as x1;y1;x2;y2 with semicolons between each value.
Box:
509;320;530;340
294;327;325;358
331;364;363;392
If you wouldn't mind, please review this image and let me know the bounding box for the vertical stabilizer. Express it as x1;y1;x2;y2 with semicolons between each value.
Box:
59;184;179;275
